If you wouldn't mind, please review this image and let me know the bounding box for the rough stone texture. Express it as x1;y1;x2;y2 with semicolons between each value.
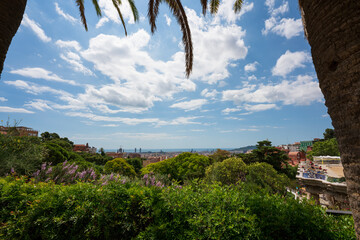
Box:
299;0;360;238
0;0;27;78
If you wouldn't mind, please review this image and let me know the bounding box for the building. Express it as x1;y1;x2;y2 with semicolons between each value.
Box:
296;156;348;209
0;126;38;137
106;152;124;158
288;151;306;166
73;143;97;154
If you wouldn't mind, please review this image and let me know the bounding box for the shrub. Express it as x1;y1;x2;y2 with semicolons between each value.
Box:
141;152;210;183
205;157;246;185
0;135;45;176
245;162;290;195
104;158;136;177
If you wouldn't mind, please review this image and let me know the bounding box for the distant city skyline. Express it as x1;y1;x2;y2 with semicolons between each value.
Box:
0;0;332;149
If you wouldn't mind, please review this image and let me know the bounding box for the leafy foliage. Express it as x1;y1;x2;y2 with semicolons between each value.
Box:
208;149;231;163
0;134;45;176
141;152;210;183
245;162;290;195
126;157;143;174
307;138;340;159
205;157;246;185
323;128;335;140
0;178;356;239
104;158;136;177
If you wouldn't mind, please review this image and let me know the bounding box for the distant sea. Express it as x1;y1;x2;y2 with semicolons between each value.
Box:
104;148;235;153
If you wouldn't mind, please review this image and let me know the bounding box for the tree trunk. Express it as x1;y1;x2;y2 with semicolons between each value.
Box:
0;0;27;78
298;0;360;238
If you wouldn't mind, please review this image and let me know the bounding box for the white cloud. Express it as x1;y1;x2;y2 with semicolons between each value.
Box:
55;3;78;24
111;132;184;140
55;40;82;51
157;116;202;126
244;61;258;72
186;8;248;83
262;17;303;39
97;0;136;25
222;107;242;114
24;99;53;111
60;52;94;76
170;99;208;111
222;75;323;109
243;103;278;112
262;1;302;39
201;89;218;99
248;75;257;81
164;14;172;26
272;50;311;77
0;97;7;102
213;0;254;24
21;14;51;42
10;67;77;85
225;117;244;120
4;80;71;96
265;0;289;16
96;17;109;28
0;106;34;114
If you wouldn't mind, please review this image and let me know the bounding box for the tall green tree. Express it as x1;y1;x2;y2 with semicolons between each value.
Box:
307;138;340;160
323;128;335;140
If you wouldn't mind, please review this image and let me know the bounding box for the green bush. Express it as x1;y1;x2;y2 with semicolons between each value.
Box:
0;178;356;240
245;162;290;195
205;157;246;185
0;135;45;176
104;158;136;177
141;152;210;183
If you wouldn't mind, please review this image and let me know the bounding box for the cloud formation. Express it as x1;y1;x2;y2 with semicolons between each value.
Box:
170;99;208;111
21;14;51;42
272;50;311;77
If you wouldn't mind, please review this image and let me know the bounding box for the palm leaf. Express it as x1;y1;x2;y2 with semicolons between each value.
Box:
165;0;193;77
92;0;102;17
200;0;208;16
112;0;128;36
233;0;243;13
127;0;139;22
210;0;219;14
148;0;162;33
76;0;88;31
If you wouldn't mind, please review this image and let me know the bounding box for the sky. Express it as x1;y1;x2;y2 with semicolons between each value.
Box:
0;0;333;149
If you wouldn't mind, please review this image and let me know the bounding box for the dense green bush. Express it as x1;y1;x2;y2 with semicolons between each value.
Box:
205;157;246;185
126;158;143;174
104;158;136;177
141;152;210;183
0;134;45;176
245;162;290;195
77;152;112;165
0;177;356;240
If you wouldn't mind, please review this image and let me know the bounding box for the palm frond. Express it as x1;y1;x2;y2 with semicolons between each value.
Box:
165;0;193;77
112;0;128;35
92;0;102;17
148;0;162;33
200;0;208;16
233;0;243;13
210;0;220;15
76;0;88;31
127;0;139;22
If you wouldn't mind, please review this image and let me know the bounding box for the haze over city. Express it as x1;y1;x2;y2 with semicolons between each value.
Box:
0;0;332;149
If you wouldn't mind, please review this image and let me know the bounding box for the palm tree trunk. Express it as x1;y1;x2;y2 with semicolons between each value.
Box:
0;0;27;78
298;0;360;237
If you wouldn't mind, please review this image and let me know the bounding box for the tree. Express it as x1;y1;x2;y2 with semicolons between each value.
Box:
142;152;210;183
307;138;340;160
323;128;335;140
208;149;231;163
205;157;246;185
104;158;136;177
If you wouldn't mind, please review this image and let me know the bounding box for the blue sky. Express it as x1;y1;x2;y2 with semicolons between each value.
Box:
0;0;332;149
